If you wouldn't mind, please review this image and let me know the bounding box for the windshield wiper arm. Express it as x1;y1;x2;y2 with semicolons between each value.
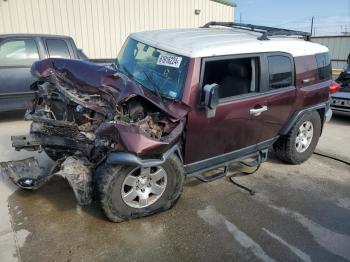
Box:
143;71;165;106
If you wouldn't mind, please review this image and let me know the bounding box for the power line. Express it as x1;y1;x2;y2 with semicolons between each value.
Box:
275;16;312;27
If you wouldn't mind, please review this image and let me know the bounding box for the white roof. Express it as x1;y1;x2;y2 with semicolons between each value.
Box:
130;28;328;58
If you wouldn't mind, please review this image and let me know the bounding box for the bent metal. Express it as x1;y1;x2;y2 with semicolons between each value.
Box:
0;23;334;222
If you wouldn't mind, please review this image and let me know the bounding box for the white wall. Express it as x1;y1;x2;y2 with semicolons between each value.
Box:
0;0;234;58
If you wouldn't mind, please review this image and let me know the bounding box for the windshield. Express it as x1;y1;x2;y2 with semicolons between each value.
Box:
116;38;189;100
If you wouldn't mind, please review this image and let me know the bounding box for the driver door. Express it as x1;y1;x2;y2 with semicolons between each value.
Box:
184;55;269;171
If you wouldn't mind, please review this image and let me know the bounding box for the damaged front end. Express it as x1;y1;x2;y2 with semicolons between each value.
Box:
2;58;189;204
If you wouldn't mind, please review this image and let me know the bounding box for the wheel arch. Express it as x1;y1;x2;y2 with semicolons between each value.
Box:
316;107;325;133
105;144;183;168
279;102;327;136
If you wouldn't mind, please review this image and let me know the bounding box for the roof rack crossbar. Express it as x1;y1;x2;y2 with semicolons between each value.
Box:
202;21;311;40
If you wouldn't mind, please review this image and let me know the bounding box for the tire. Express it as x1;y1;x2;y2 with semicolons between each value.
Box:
273;111;321;164
96;155;185;222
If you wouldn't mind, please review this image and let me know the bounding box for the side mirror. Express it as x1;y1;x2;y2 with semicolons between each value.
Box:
203;83;219;118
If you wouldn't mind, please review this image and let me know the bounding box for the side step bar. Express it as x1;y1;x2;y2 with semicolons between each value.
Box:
191;166;228;182
188;149;268;183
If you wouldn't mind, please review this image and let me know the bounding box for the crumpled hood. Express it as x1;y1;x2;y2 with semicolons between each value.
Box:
31;58;191;119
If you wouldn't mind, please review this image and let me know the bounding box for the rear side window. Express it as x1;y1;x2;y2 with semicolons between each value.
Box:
0;39;39;67
46;39;71;58
315;53;331;81
267;55;293;89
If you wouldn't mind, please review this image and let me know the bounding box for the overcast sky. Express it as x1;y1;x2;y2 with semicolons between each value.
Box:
233;0;350;36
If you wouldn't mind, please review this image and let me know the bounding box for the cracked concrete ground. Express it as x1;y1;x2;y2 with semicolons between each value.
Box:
0;111;349;262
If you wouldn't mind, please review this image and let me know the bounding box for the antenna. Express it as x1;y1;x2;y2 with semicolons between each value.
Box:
310;16;314;36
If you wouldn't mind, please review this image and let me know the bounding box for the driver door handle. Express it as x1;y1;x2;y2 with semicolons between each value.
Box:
250;105;268;116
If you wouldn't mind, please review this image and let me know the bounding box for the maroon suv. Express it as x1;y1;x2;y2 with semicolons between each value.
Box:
0;23;335;222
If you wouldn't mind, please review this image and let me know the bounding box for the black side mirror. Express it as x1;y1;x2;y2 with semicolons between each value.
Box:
203;83;219;118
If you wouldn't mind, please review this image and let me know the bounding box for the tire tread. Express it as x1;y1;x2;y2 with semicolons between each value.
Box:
274;111;321;164
96;155;184;222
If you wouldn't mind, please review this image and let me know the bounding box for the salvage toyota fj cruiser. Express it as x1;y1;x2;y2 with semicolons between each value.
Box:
0;23;336;222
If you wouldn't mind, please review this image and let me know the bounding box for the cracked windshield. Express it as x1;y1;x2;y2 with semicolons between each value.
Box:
116;38;189;100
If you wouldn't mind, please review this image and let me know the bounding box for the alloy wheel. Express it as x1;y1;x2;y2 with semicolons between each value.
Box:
121;166;167;208
295;120;314;153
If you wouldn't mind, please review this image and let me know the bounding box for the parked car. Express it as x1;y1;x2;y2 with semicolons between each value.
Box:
0;23;335;222
0;34;113;112
332;61;350;114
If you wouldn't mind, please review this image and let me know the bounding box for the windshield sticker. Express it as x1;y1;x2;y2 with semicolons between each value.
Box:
157;55;182;68
168;91;177;98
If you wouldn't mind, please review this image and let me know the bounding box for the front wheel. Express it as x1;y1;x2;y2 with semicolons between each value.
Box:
96;155;185;222
273;111;322;164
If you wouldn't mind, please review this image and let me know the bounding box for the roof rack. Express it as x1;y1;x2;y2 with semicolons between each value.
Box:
202;21;311;41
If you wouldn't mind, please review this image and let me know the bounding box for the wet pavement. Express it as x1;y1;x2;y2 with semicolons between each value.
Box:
1;112;350;262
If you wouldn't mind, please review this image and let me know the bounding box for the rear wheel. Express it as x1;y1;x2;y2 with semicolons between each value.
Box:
273;111;321;164
96;155;185;222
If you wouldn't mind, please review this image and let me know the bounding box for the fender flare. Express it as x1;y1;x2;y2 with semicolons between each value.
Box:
106;144;183;168
279;102;329;135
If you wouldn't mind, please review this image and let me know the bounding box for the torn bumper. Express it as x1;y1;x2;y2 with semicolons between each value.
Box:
0;156;93;205
11;132;89;154
0;157;51;189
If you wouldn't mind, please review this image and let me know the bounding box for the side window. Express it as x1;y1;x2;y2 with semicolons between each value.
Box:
268;55;293;89
46;39;71;58
0;39;39;67
315;52;331;81
77;49;88;60
202;57;258;99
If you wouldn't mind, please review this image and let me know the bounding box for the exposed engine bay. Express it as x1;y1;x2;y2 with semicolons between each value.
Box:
1;58;189;204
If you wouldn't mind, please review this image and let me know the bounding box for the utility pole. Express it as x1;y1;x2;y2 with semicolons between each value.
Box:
240;12;242;23
310;16;314;36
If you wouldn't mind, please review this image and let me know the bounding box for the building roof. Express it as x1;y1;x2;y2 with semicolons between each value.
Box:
311;35;350;39
130;28;329;58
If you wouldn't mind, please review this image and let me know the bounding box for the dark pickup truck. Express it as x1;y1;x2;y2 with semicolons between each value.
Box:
0;34;112;112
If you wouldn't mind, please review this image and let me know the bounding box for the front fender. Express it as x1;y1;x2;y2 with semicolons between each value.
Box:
106;144;183;168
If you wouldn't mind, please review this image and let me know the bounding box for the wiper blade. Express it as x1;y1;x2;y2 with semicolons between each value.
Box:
143;71;165;106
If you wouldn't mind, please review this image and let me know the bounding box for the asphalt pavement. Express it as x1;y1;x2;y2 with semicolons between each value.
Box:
0;111;349;262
